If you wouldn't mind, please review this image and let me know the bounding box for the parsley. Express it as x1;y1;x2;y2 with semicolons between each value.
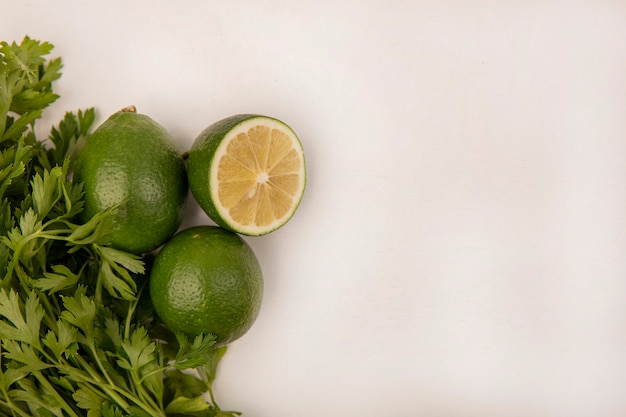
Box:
1;36;239;417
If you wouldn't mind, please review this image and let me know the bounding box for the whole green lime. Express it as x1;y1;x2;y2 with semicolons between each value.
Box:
73;107;187;254
149;226;263;345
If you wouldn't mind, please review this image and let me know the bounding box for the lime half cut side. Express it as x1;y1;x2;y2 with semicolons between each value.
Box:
187;114;306;236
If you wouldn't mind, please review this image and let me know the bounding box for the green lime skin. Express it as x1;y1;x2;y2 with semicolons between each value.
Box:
186;114;253;232
149;226;263;346
73;110;187;254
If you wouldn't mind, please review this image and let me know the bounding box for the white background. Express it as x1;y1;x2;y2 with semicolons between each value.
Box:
4;1;626;416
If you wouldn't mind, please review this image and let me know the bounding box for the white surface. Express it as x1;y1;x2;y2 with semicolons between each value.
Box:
4;1;626;416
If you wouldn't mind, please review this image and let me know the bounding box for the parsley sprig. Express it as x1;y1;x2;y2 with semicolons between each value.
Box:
1;36;240;417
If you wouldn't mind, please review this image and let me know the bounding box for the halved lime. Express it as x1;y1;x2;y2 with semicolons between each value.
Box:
187;114;306;236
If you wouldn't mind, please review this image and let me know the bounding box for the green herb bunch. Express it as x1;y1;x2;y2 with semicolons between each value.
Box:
0;36;239;417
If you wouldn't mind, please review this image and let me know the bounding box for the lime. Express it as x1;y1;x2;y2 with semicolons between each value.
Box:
148;225;263;345
73;107;187;254
186;114;306;236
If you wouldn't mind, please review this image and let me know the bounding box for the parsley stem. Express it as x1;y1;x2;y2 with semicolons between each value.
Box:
71;355;165;417
124;293;138;341
32;371;81;417
0;398;31;417
89;343;117;385
69;355;132;412
38;292;60;330
197;364;219;408
139;365;168;384
131;368;162;412
120;295;167;412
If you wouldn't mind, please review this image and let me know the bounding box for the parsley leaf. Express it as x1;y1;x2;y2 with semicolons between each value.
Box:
0;36;61;142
